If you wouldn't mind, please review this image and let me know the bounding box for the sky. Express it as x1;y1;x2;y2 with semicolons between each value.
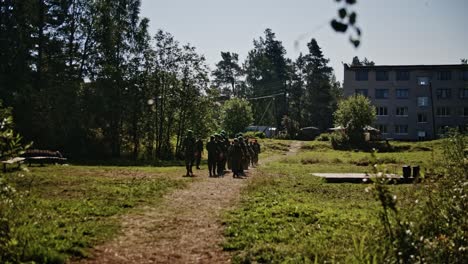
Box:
140;0;468;82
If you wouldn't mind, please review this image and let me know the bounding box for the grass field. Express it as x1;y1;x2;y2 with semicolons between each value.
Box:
223;139;444;263
1;138;450;263
1;165;191;263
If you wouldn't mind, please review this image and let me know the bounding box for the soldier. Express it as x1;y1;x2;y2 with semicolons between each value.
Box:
247;140;256;167
182;130;196;177
195;138;203;169
238;136;249;176
229;138;243;178
220;131;229;171
215;134;225;177
252;139;261;166
206;135;218;177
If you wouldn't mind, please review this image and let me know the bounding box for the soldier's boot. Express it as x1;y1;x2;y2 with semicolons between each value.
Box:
189;166;193;176
185;165;190;177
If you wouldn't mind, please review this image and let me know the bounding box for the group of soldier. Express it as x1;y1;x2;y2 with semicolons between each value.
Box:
182;130;261;178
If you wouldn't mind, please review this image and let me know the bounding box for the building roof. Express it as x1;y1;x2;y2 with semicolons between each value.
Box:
344;63;468;71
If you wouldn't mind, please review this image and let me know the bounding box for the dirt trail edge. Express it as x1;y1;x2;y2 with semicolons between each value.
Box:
77;141;303;264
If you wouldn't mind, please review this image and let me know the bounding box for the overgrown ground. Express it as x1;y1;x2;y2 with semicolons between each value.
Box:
223;139;445;263
2;165;190;263
1;138;448;263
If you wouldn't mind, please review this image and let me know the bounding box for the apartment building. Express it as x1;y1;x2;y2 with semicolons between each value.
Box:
343;64;468;140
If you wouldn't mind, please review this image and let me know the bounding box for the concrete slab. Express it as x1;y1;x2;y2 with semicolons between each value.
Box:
311;172;415;183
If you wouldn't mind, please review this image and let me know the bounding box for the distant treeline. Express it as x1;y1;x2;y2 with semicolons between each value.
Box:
0;1;341;160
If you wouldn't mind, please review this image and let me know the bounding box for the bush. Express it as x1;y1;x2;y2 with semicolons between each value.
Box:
369;130;468;263
316;133;330;141
333;95;376;145
244;131;266;139
330;132;350;150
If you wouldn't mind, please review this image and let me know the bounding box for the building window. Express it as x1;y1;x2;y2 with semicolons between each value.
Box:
418;77;429;86
417;97;429;107
375;89;389;99
436;88;451;99
375;106;388;116
396;70;410;81
396;89;409;99
437;71;452;81
377;124;388;134
436;107;451;117
355;70;368;81
417;113;427;123
418;131;426;141
460;71;468;81
396;107;409;116
376;70;389;81
459;88;468;99
395;125;409;134
355;89;368;97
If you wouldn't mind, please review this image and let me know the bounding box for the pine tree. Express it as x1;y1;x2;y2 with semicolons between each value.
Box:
301;38;337;130
212;52;244;98
244;28;291;128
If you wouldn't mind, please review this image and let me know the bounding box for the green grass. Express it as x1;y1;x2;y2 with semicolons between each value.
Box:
223;139;444;263
2;165;191;263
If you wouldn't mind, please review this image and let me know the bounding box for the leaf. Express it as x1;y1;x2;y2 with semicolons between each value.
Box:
330;19;348;33
338;8;347;19
349;12;357;25
346;0;357;4
355;27;362;36
349;37;360;48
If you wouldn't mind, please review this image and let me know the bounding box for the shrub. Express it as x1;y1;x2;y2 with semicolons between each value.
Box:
244;131;266;139
370;130;468;263
316;133;330;141
330;132;350;150
333;95;376;145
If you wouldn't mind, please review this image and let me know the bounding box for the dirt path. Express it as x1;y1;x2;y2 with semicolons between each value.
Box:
78;141;303;264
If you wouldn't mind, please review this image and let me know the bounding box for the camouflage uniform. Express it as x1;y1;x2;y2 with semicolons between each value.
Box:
206;136;218;177
252;140;260;166
229;138;244;178
182;130;196;176
195;138;203;169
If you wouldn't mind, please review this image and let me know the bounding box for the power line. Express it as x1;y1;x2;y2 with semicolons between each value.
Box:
247;92;284;101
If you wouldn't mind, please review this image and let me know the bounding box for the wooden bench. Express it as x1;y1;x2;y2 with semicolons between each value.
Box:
1;157;26;173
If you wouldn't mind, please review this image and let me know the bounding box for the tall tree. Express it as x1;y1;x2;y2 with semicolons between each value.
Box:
212;52;244;98
244;28;291;128
300;38;337;130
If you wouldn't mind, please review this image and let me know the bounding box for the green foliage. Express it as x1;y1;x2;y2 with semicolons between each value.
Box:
315;133;330;141
212;52;244;98
370;130;468;263
221;98;253;136
333;95;376;145
243;131;266;139
0;102;30;160
291;39;341;130
280;115;300;139
244;28;289;128
0;166;188;263
224;170;382;263
331;0;362;47
224;139;448;262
